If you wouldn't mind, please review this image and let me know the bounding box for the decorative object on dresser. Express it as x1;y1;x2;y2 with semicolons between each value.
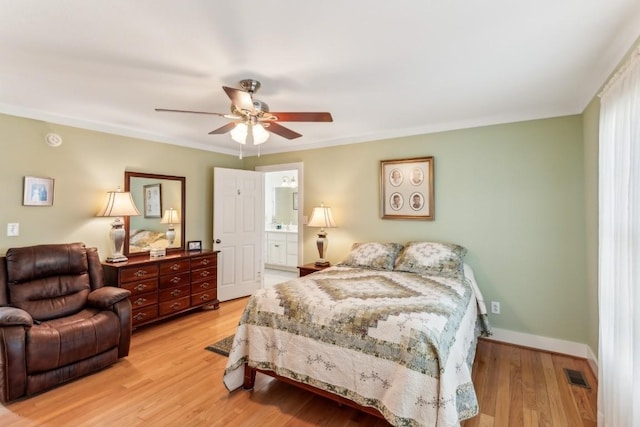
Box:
0;243;132;402
161;208;180;246
380;156;434;220
188;240;202;251
97;187;141;262
102;250;219;328
307;203;337;266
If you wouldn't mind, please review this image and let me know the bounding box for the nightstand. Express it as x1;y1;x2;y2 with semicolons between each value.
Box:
297;263;330;277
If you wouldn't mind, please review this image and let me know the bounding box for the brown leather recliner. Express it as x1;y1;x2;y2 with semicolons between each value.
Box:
0;242;132;402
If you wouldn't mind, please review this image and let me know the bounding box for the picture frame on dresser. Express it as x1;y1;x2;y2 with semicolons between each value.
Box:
188;240;202;251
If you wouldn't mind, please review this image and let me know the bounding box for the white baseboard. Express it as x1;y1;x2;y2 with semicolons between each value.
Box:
485;327;598;377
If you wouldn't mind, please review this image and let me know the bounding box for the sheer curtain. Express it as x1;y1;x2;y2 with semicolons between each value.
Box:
598;47;640;426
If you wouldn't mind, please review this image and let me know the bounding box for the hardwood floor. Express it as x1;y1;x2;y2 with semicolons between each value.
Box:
0;297;597;426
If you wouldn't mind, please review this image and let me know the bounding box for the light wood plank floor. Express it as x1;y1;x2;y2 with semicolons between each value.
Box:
0;297;597;426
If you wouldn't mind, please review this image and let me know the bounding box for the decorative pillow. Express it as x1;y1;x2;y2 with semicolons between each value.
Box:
337;242;404;270
394;241;467;277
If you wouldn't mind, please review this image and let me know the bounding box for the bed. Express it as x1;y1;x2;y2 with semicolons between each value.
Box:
223;241;491;426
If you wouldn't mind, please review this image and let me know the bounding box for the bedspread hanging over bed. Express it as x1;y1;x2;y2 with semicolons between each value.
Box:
223;264;490;427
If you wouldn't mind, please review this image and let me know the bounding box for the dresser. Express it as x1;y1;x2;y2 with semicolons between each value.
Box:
102;250;219;328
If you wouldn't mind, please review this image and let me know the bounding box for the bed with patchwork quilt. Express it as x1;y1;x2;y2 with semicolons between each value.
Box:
223;241;491;426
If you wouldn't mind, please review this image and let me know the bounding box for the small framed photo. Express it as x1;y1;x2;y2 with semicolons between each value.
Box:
143;183;162;218
380;157;434;220
187;240;202;251
23;176;55;206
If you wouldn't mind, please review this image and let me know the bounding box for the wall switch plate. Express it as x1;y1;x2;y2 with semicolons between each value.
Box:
491;301;500;314
7;223;19;236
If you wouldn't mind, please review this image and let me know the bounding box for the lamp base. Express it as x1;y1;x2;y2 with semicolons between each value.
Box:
314;260;330;267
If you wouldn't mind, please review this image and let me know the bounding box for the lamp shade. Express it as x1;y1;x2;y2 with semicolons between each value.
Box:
308;205;337;229
97;190;140;217
231;123;270;145
161;208;180;224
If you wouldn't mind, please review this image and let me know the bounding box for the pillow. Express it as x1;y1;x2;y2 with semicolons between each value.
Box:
337;242;404;270
394;241;467;277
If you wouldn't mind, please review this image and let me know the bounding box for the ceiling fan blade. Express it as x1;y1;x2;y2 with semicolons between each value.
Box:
155;108;227;117
266;112;333;122
208;122;238;135
222;86;255;113
265;122;302;139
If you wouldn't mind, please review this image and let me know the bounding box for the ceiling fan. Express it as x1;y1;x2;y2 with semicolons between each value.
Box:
155;79;333;146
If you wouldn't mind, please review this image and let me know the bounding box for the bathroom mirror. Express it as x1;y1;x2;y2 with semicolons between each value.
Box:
124;171;186;257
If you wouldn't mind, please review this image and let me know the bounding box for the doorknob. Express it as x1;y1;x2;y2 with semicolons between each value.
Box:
215;239;221;244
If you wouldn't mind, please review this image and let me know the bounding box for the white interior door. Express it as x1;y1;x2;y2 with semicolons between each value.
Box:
214;167;263;301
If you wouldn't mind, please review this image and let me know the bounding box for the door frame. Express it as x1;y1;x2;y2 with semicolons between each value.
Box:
255;162;304;269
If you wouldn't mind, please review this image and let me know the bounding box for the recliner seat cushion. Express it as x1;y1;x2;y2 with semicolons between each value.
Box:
26;308;121;373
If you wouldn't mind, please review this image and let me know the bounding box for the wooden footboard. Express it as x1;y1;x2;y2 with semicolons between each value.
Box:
242;364;385;419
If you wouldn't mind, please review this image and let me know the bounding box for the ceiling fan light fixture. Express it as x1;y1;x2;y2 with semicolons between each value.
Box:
252;123;270;145
230;123;248;144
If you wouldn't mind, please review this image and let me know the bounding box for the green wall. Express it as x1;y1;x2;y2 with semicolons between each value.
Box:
247;116;589;345
0;111;592;348
0;113;242;258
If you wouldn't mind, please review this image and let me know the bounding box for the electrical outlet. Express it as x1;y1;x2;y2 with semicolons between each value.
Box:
7;223;19;237
491;301;500;314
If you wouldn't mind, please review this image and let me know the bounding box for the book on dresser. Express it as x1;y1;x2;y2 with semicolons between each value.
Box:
102;250;219;328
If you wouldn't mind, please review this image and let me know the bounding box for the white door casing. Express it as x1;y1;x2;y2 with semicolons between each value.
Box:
214;168;263;301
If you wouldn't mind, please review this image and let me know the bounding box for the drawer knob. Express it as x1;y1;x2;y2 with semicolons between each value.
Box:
134;297;147;306
200;294;210;301
170;277;182;284
134;269;148;277
200;271;210;277
200;282;210;289
134;284;147;291
201;259;210;265
133;313;147;321
170;303;181;310
170;289;181;297
170;263;180;271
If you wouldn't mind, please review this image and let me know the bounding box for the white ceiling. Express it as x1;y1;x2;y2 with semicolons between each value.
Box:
2;1;640;157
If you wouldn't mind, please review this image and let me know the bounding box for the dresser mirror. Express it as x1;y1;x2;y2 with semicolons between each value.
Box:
124;171;186;257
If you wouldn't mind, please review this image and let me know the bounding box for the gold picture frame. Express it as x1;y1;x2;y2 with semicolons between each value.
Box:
380;156;434;220
23;176;54;206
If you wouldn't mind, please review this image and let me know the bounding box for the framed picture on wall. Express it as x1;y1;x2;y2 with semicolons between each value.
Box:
143;183;162;218
23;176;55;206
380;156;434;220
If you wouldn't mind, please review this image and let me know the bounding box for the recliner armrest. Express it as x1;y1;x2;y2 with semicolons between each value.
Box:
0;307;33;327
87;287;131;310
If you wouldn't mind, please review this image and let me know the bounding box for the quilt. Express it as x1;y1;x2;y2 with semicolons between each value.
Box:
223;264;490;427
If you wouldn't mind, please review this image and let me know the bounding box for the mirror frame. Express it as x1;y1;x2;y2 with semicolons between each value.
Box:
123;171;186;257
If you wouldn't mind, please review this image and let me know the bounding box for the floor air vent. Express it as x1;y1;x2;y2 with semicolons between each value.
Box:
564;368;590;389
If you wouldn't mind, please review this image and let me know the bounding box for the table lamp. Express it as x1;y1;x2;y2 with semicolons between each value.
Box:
161;208;180;246
307;203;337;266
97;187;140;262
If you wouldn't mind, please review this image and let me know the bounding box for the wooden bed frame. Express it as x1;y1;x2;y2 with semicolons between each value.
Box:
243;364;386;420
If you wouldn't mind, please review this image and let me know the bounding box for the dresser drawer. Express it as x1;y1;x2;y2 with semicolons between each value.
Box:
130;291;158;309
191;266;216;282
159;284;190;302
132;306;158;326
159;296;190;316
192;279;215;293
159;271;190;289
191;254;217;270
159;259;190;275
120;265;159;283
121;278;158;296
191;289;217;307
